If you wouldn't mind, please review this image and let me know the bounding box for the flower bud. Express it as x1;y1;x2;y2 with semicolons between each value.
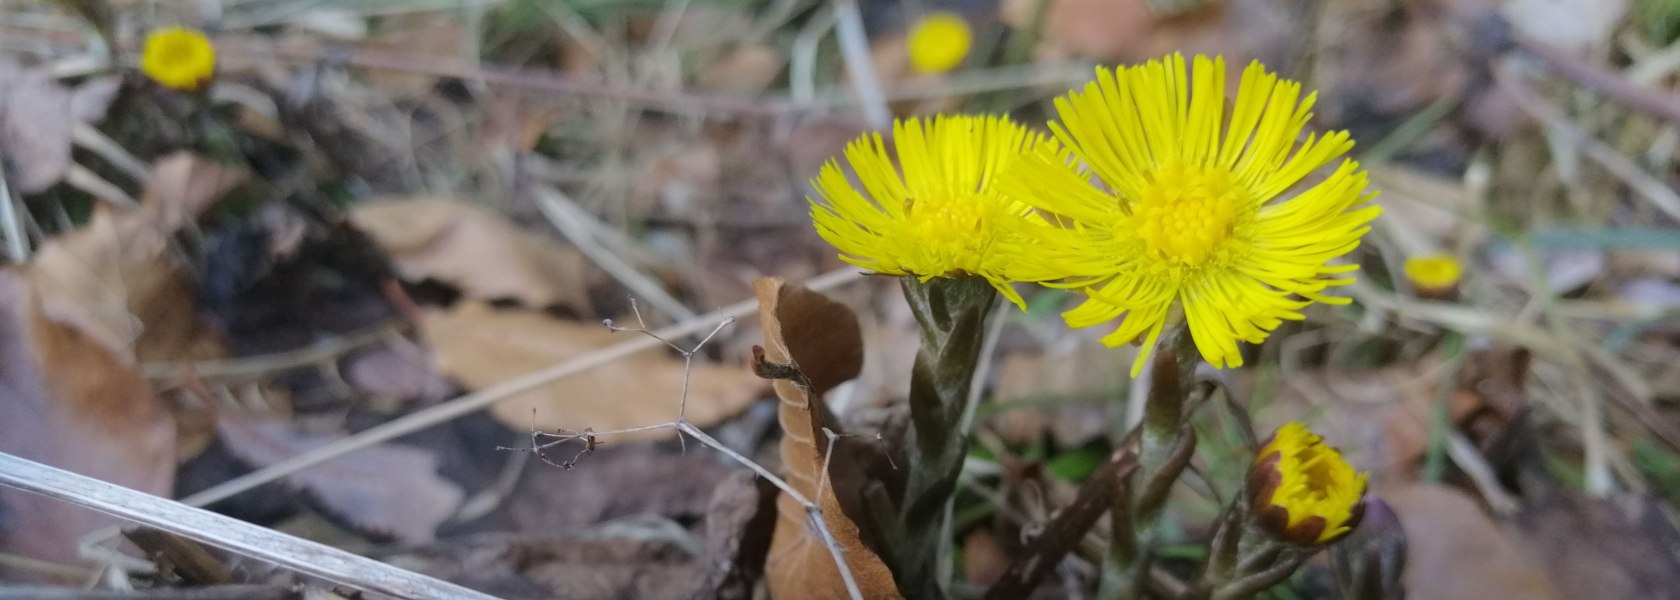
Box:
1331;497;1407;600
1403;253;1462;301
141;27;217;92
907;12;972;74
1247;422;1367;545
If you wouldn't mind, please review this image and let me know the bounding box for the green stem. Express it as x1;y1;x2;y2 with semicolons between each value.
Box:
892;276;1000;600
1102;328;1199;600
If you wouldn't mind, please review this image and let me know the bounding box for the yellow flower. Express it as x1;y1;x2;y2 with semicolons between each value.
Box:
1249;422;1367;545
1001;54;1380;376
1403;253;1461;298
142;26;216;91
810;115;1047;308
907;12;972;74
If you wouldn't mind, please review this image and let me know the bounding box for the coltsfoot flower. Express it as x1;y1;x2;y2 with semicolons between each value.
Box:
142;26;216;91
907;12;972;74
1001;54;1381;375
810;114;1049;309
1248;422;1367;545
1403;253;1462;300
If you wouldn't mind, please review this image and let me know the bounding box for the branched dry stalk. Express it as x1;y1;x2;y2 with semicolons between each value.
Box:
498;297;868;600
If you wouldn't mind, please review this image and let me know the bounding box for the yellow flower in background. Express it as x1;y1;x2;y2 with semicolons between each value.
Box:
142;26;216;91
1403;253;1462;298
810;115;1047;309
907;12;972;74
1249;422;1367;545
1001;54;1380;376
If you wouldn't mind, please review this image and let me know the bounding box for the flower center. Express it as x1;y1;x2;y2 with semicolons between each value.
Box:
1134;163;1243;267
905;192;990;271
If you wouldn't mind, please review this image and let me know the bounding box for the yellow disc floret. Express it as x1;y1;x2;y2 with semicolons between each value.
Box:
1000;54;1381;376
809;115;1048;309
1250;422;1367;544
142;26;216;92
907;12;972;74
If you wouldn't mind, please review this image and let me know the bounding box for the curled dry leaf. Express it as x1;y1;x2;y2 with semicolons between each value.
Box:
349;198;593;314
0;153;243;565
418;301;761;440
217;416;465;544
754;277;902;600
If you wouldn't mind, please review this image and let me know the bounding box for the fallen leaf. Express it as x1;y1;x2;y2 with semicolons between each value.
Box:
0;64;120;193
418;301;762;440
755;277;902;600
0;153;243;566
1514;492;1680;599
384;469;772;600
350;198;593;314
1385;483;1560;600
0;273;175;567
217;416;464;544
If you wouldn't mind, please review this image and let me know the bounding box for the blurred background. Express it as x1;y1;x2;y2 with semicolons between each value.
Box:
0;0;1677;598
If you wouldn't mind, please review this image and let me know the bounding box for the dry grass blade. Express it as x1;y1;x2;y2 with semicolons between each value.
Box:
0;453;498;600
756;277;902;600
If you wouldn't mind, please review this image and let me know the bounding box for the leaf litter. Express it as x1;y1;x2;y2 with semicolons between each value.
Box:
3;0;1680;597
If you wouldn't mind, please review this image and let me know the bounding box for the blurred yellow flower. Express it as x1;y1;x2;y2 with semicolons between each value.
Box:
142;26;216;91
907;12;971;74
1250;422;1366;545
810;115;1047;308
1001;54;1380;375
1403;253;1461;297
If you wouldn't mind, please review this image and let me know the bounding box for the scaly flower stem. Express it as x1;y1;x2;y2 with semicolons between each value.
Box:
1102;328;1200;600
894;276;999;599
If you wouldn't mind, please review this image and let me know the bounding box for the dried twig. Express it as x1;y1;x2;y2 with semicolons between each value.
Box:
0;453;498;600
532;186;697;322
1493;59;1680;221
831;0;890;128
0;146;27;262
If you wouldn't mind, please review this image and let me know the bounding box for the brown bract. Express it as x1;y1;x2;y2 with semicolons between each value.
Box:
755;277;902;599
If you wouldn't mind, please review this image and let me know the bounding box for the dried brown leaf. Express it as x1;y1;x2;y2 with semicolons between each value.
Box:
0;273;175;566
0;154;242;565
1386;483;1560;600
418;301;761;440
350;198;593;314
755;277;901;600
1514;493;1680;599
0;65;118;193
217;416;464;544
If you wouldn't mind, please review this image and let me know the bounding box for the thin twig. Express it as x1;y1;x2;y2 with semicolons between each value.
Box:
831;0;890;128
533;186;698;322
178;268;862;508
0;453;498;600
499;310;866;600
71;123;151;184
1515;34;1680;125
1493;59;1680;221
143;322;407;383
0;146;28;262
